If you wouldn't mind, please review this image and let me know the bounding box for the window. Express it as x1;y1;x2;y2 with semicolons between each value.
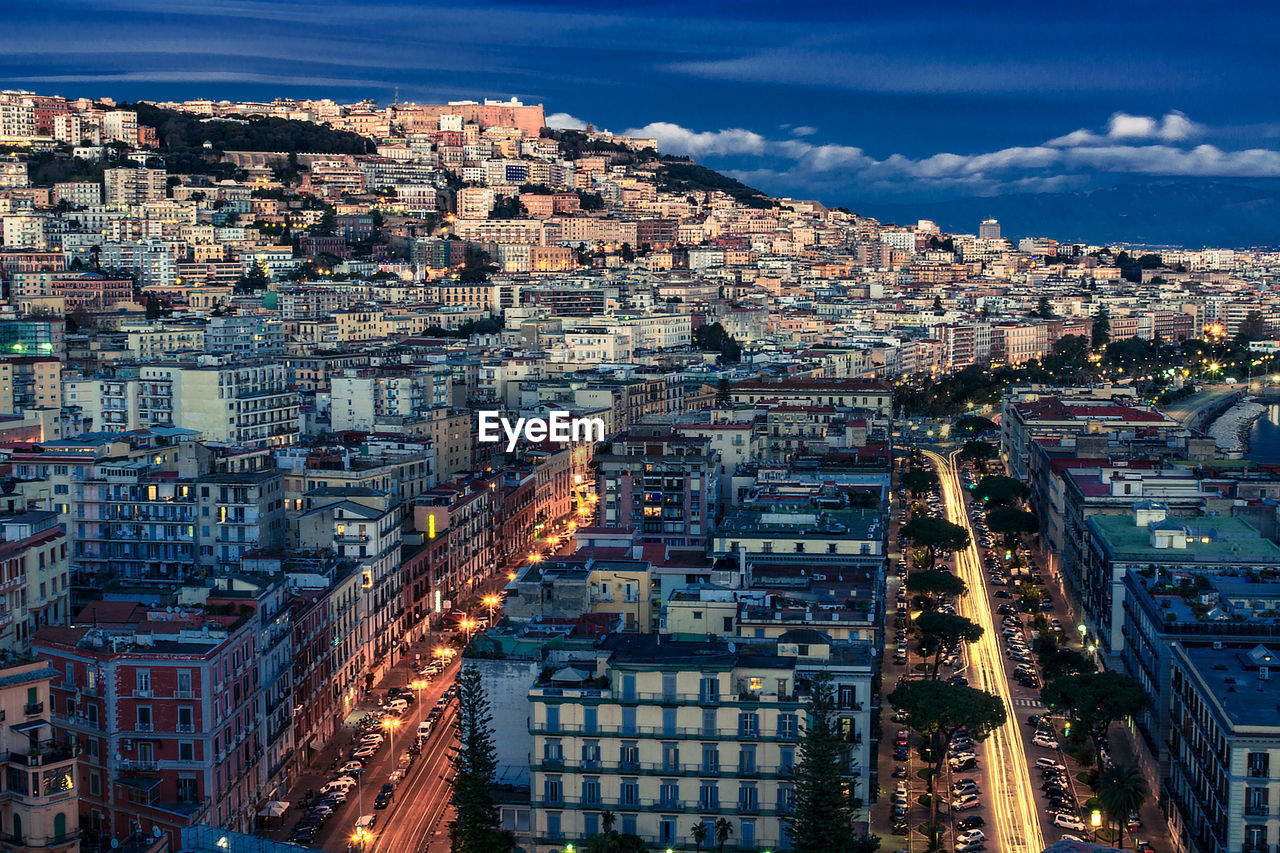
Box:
542;776;562;804
544;706;559;733
621;707;637;735
662;672;678;700
659;816;676;844
701;743;719;773
545;811;562;840
780;747;795;773
89;773;101;795
179;742;194;761
663;708;677;736
659;779;680;808
738;712;758;738
177;776;198;803
581;740;600;767
739;783;759;812
621;814;637;836
620;741;638;768
178;706;193;732
662;742;680;772
699;676;719;702
778;713;797;740
741;819;756;849
739;745;757;775
136;706;152;731
620;673;636;701
1248;752;1270;778
620;778;639;806
778;784;795;812
583;707;598;734
543;739;563;764
582;777;601;806
699;780;719;810
583;812;598;837
702;708;717;736
748;677;763;691
135;670;151;695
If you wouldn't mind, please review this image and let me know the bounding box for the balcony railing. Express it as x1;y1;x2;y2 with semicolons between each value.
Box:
4;738;76;767
23;701;43;716
1245;804;1270;817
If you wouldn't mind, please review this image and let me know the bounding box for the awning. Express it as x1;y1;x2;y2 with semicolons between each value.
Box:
259;801;290;818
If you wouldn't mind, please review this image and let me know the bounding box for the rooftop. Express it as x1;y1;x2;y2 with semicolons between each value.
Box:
1090;513;1280;563
1179;643;1280;731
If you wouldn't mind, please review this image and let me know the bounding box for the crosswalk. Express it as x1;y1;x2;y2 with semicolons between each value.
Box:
1011;697;1045;708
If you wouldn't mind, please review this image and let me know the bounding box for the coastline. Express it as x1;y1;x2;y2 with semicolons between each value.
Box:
1206;396;1266;456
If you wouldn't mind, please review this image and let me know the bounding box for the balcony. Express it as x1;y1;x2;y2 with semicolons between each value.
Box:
175;689;196;700
119;759;159;772
1245;804;1270;817
23;701;43;716
4;737;76;767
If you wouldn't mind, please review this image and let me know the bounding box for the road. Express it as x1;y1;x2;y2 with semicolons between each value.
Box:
925;449;1046;853
1159;383;1240;432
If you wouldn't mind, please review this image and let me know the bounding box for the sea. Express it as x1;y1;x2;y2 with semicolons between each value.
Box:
1247;402;1280;464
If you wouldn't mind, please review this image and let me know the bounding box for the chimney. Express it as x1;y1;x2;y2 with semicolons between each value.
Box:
737;544;747;590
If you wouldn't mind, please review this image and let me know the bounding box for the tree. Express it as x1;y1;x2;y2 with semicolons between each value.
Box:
1096;765;1149;849
234;260;270;293
690;820;708;853
786;672;858;853
986;505;1039;548
1093;307;1111;349
448;665;515;853
973;475;1029;508
620;242;635;263
888;680;1007;839
957;440;997;474
714;817;733;853
1041;671;1148;767
715;376;732;406
1236;310;1271;343
932;295;944;314
901;517;970;570
901;468;939;499
145;294;162;321
904;569;967;610
1039;647;1094;681
311;209;336;236
953;415;997;437
915;611;984;678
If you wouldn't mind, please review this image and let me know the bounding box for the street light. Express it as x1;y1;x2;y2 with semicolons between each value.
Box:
482;594;500;624
352;827;372;848
382;717;401;770
460;618;477;644
410;678;428;709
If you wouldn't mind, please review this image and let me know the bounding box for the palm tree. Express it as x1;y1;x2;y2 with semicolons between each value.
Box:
1096;764;1149;849
600;810;616;834
714;817;734;852
690;820;708;852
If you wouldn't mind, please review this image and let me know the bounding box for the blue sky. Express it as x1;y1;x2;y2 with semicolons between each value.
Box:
3;0;1279;206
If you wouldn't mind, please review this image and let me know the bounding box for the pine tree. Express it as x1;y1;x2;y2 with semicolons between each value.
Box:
449;665;514;853
787;671;861;853
1092;307;1111;349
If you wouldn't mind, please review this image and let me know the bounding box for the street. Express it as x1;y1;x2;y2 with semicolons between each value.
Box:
925;448;1046;853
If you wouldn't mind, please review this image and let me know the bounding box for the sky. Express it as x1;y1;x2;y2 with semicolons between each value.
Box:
3;0;1279;210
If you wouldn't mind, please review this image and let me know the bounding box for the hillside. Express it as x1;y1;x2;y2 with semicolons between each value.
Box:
125;102;375;156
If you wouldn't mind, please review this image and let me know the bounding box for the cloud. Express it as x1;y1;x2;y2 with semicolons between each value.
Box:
624;121;768;157
628;111;1280;197
545;112;588;130
790;125;817;137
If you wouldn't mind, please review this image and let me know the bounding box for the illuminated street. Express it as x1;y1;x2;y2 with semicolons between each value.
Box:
925;449;1046;853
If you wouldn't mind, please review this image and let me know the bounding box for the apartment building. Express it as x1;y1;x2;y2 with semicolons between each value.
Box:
204;316;284;358
729;379;893;420
0;657;80;853
0;511;70;655
0;356;61;413
103;168;166;206
1167;642;1280;853
594;429;721;550
36;607;265;848
195;470;286;573
528;632;874;852
138;362;300;448
329;366;452;431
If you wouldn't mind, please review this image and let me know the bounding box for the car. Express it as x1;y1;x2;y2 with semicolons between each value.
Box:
957;830;987;845
417;720;433;739
1053;814;1086;831
956;842;985;853
951;782;980;795
1032;736;1061;749
309;805;334;818
374;794;391;810
892;765;908;778
892;793;909;807
949;751;977;764
891;804;908;818
950;757;977;771
352;746;378;760
338;760;365;774
1127;814;1142;831
1036;758;1066;770
957;817;986;831
994;590;1012;599
1060;835;1084;844
360;734;384;746
895;730;909;746
952;796;982;811
894;747;909;761
1134;841;1153;853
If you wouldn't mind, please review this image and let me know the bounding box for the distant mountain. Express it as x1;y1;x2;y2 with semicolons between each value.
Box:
856;182;1280;248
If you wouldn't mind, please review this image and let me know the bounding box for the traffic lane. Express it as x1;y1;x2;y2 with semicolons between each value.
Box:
930;451;1044;853
369;702;458;853
300;658;460;851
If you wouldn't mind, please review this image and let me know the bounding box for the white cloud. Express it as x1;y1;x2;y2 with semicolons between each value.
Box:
790;125;817;137
545;112;588;130
623;122;768;157
627;112;1280;197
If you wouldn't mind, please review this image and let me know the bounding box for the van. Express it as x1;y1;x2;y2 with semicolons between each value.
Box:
355;814;377;831
1036;757;1065;771
387;699;409;714
417;720;433;739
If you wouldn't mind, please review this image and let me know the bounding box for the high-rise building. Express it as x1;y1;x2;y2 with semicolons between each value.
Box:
979;218;1001;240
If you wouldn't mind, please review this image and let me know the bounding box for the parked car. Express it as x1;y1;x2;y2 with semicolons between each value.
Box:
957;830;987;845
1053;814;1086;831
1032;736;1061;749
957;817;985;830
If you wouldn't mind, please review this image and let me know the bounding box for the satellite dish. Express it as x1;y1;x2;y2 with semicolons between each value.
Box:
153;826;163;838
110;841;119;849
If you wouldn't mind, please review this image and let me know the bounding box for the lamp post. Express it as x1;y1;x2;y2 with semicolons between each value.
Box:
460;618;476;646
382;717;401;772
482;594;500;625
352;826;372;849
409;679;428;710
